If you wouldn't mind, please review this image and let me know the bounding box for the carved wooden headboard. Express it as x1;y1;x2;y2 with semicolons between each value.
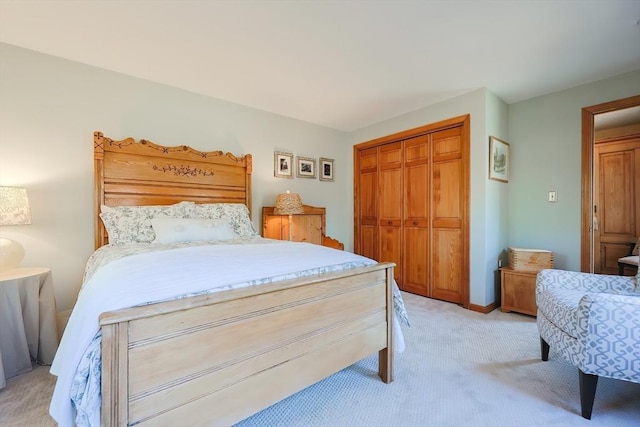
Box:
94;131;252;249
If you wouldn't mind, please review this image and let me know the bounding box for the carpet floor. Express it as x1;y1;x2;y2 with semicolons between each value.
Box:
1;292;638;426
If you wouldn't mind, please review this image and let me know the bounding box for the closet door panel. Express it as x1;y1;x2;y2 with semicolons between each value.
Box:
431;127;464;304
403;135;429;295
431;229;463;302
432;160;462;219
404;227;428;296
356;147;378;261
379;142;403;285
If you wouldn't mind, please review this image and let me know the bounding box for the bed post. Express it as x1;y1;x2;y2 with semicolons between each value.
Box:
245;154;252;217
94;131;106;249
101;322;129;426
378;265;395;383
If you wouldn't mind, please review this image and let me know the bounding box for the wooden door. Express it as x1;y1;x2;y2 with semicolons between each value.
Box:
354;115;469;308
430;127;465;304
594;136;640;274
379;142;403;286
403;135;429;296
355;147;379;261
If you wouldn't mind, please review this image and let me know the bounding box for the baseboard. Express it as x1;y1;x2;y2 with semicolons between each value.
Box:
468;301;499;314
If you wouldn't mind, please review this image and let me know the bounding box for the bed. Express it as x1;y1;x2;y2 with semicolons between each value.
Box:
49;132;406;427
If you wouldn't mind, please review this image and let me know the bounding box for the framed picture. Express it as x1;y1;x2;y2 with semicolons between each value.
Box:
319;157;334;182
296;156;317;179
274;151;293;178
489;137;509;182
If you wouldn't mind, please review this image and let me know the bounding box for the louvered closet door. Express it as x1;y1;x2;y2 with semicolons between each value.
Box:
431;127;464;303
403;135;429;296
356;147;379;261
379;142;403;286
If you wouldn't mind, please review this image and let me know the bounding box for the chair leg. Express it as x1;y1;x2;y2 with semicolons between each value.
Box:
579;370;598;420
540;337;549;361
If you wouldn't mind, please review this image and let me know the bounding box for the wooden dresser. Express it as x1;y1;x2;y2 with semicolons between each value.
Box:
262;205;344;250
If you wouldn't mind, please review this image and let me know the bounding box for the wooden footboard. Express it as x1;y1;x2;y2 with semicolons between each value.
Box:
99;263;395;426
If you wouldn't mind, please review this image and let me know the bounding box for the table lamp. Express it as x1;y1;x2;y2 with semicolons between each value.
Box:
273;190;304;241
0;186;32;270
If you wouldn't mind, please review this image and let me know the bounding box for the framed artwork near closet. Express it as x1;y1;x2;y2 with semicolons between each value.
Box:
489;136;509;182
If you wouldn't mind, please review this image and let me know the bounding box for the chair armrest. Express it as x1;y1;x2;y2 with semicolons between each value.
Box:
536;269;636;296
577;293;640;381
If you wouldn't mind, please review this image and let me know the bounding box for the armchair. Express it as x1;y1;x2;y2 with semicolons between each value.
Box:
618;237;639;276
536;269;640;419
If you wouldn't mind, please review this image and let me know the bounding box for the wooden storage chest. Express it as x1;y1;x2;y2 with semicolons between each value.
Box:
508;247;553;271
500;268;538;316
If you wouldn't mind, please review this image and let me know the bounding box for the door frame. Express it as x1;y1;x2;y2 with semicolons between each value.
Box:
580;95;640;272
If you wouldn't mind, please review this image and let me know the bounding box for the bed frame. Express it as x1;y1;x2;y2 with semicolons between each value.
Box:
93;131;395;426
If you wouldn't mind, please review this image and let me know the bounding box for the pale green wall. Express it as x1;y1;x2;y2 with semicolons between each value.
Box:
2;41;638;314
0;43;350;311
508;70;640;271
484;91;510;303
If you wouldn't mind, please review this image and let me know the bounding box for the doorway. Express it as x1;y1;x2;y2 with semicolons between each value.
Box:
581;95;640;273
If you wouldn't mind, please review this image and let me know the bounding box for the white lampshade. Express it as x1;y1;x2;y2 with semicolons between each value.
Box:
0;186;31;270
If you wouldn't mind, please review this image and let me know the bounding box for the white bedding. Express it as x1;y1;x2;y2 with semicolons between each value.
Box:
49;239;408;427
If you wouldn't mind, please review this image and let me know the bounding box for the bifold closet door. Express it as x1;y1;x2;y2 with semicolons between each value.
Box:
379;142;403;286
403;135;429;296
356;147;379;262
430;127;464;303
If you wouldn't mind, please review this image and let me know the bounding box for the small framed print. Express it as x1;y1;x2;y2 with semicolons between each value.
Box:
296;156;316;179
489;136;509;182
319;157;334;182
274;151;293;179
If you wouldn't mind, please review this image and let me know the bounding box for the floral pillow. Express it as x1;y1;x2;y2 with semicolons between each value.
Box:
184;203;258;237
100;202;194;245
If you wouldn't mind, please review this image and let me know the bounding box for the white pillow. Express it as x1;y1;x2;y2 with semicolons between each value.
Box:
151;217;236;244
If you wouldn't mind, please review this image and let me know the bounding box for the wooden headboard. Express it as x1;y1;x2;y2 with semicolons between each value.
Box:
94;131;252;249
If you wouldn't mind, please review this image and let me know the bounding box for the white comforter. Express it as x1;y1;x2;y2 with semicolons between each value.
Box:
50;239;408;427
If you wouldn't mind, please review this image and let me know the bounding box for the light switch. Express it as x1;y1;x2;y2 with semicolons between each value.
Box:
548;191;557;202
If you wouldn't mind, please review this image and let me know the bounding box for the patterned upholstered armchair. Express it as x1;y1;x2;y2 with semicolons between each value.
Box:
536;269;640;419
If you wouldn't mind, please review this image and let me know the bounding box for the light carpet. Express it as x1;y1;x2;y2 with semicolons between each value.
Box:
1;292;638;426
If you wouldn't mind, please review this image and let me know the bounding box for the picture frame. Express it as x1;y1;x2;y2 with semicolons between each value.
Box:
274;151;293;179
489;136;510;182
319;157;334;182
296;156;317;179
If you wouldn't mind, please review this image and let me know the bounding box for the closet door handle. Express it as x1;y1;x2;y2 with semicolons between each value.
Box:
413;221;418;226
387;220;392;225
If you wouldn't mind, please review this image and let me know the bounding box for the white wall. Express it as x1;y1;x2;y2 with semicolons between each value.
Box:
348;89;507;307
508;70;640;271
0;43;350;312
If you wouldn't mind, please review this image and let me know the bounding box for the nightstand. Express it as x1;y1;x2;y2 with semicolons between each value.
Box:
262;205;344;249
0;267;59;388
500;267;539;316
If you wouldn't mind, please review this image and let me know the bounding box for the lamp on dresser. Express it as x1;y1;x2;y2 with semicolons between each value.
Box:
0;186;32;270
273;190;304;241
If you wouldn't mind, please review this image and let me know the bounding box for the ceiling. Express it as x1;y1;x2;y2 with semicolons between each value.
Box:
1;1;639;132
